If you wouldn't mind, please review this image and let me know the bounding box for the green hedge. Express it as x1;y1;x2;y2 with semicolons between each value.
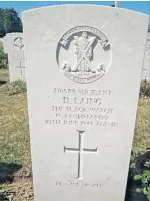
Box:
0;54;8;69
0;41;8;69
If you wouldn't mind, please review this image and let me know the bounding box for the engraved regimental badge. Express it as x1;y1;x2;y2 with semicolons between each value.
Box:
13;37;24;51
56;26;112;84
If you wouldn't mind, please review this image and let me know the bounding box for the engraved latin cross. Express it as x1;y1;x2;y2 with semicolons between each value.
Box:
64;130;98;179
17;61;25;76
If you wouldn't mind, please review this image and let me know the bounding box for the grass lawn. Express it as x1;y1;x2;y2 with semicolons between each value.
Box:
0;69;31;180
0;69;150;200
133;98;150;153
0;69;9;83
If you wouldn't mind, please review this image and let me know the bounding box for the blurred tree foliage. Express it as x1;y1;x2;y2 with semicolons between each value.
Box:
0;8;22;37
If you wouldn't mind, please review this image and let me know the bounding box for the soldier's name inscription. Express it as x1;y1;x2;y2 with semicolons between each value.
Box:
45;87;118;128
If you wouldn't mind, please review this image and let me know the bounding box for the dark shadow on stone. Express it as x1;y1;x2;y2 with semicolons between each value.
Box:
0;80;7;86
125;149;150;201
0;163;22;184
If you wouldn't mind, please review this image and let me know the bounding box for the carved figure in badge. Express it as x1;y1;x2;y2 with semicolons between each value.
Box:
73;32;96;75
57;26;112;83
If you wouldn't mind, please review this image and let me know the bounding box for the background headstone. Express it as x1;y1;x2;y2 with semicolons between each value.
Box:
22;5;149;201
3;35;8;53
3;32;26;82
142;32;150;80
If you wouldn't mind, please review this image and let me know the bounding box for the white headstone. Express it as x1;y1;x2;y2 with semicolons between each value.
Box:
3;36;8;53
3;33;26;82
142;32;150;80
22;5;149;201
